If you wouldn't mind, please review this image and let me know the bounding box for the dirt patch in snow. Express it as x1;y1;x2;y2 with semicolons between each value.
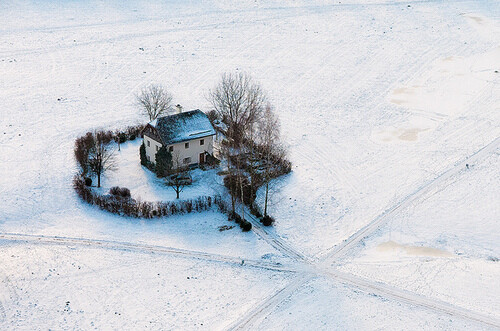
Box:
372;117;433;143
467;15;484;25
377;241;453;257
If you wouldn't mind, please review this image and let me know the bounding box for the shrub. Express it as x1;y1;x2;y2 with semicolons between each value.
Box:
119;187;131;198
110;186;121;196
110;186;131;198
118;134;127;144
140;143;147;166
250;204;262;218
240;221;252;232
84;177;92;186
130;134;136;141
206;153;220;167
155;146;172;177
261;215;275;226
74;132;94;175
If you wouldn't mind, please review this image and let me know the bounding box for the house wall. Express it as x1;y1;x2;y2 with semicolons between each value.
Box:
144;134;163;163
143;135;214;167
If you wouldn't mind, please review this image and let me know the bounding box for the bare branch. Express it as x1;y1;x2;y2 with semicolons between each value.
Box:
136;84;173;121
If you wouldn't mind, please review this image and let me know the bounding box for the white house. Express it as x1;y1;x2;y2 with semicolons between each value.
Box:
142;108;216;167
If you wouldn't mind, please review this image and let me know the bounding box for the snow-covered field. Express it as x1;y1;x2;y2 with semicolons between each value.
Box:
1;0;499;329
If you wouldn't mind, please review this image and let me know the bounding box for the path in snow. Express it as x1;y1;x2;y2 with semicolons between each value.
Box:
227;136;500;330
0;233;299;274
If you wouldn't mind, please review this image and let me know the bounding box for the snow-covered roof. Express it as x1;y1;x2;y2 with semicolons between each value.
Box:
149;109;216;145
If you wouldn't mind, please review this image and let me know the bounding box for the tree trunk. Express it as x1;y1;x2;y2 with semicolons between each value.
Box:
237;152;245;222
264;181;269;216
176;187;180;199
97;155;103;188
231;195;236;214
240;174;245;222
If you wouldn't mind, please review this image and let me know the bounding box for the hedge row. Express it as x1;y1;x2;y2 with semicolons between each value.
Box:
74;175;229;219
75;124;145;176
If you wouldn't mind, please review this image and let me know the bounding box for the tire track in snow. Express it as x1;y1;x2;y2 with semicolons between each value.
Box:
245;213;310;263
0;233;299;274
226;274;314;331
323;269;500;329
229;136;500;330
0;12;306;59
319;135;500;261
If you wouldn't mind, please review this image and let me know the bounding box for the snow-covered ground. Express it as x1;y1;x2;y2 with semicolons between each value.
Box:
0;241;293;330
1;0;499;329
257;277;488;330
98;139;224;202
337;150;500;319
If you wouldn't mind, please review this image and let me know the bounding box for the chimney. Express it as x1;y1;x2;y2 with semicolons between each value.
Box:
175;104;183;114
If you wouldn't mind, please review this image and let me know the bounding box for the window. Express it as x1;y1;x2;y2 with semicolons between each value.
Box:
200;139;204;146
156;145;159;152
185;142;189;149
169;146;173;152
147;155;150;161
147;140;150;147
183;157;191;164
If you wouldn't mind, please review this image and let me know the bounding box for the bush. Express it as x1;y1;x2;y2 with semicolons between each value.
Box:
130;134;136;141
140;143;147;166
206;153;220;167
74;132;94;175
84;177;92;186
110;186;131;198
119;187;131;198
250;204;262;218
155;146;172;177
118;134;127;144
261;215;275;226
240;221;252;232
228;211;242;223
109;186;120;196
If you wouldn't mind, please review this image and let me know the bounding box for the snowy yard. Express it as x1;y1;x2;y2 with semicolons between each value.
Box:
97;139;224;202
1;0;499;329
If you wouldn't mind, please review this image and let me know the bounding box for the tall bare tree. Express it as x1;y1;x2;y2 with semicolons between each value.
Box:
209;72;266;147
258;104;283;217
208;72;267;217
88;132;116;188
137;84;173;121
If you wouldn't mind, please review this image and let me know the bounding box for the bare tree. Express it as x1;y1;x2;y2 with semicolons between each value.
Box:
165;151;191;199
88;132;117;188
208;72;267;217
258;104;283;217
208;72;266;147
137;84;173;121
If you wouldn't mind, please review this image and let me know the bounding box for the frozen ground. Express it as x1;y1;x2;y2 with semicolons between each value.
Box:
1;0;499;329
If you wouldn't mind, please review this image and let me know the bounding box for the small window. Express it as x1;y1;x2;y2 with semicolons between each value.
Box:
156;145;159;152
147;140;150;147
169;146;173;152
185;142;189;149
183;157;191;164
200;139;204;146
